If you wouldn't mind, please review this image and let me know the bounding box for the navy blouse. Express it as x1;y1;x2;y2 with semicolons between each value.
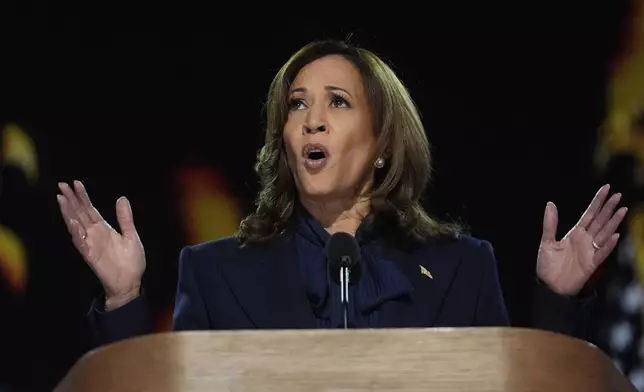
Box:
293;207;413;328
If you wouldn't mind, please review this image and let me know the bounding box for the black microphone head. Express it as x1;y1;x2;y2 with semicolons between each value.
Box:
325;232;363;285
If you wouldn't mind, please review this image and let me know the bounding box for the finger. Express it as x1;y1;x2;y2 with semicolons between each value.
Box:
69;218;89;255
73;180;103;223
57;194;77;234
541;201;558;243
593;232;620;267
115;196;137;238
577;184;611;229
57;194;72;231
587;192;622;236
58;182;92;228
593;206;628;246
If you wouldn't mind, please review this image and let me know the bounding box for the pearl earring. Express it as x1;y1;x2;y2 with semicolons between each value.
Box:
374;156;385;168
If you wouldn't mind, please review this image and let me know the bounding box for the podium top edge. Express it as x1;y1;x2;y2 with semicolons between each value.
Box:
86;326;599;357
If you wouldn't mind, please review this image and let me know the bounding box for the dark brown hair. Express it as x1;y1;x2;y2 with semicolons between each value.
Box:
236;40;462;246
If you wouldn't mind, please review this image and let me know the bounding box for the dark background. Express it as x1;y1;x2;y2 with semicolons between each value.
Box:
0;4;639;391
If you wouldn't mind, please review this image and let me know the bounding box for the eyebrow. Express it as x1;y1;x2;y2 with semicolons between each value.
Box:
289;85;353;98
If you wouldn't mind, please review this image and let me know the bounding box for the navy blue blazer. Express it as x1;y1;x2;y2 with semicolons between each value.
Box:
88;227;594;347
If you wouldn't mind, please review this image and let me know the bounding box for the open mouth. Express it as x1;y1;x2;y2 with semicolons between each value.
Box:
302;143;329;170
307;149;326;160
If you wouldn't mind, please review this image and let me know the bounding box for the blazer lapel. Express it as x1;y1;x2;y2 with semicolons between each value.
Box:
217;234;317;329
377;241;464;328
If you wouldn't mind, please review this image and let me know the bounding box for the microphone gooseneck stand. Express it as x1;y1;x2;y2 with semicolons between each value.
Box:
325;231;362;330
339;256;351;329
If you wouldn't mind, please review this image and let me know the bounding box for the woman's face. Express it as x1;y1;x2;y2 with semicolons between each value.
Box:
283;55;377;203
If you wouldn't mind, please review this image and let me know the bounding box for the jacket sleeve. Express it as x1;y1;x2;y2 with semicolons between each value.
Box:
87;289;152;347
473;240;511;326
87;245;210;347
530;277;596;339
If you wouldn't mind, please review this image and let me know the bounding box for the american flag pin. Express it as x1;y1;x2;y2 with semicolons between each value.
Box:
420;265;433;279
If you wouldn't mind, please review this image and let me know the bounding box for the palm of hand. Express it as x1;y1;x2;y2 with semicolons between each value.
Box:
57;181;145;299
83;221;146;298
537;185;627;296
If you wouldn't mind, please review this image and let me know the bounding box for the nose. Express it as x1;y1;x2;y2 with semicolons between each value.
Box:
303;107;328;134
304;123;326;134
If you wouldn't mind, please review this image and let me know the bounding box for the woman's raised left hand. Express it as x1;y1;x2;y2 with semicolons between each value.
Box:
537;184;628;296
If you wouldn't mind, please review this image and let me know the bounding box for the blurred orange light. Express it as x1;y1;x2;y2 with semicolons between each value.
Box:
175;165;242;245
0;225;28;293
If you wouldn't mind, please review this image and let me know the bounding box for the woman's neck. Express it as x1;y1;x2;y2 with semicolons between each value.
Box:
300;196;371;236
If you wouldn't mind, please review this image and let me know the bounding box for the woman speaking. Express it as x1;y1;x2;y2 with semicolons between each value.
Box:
56;40;627;346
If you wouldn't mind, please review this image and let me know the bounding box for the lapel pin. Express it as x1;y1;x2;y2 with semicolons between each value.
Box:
420;265;433;279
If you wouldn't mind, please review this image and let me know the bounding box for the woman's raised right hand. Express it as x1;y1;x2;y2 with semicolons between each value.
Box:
57;180;146;311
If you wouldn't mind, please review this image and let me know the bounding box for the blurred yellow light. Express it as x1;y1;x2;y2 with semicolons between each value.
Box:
2;123;38;184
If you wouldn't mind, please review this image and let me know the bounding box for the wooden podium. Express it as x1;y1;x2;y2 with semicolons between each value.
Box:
54;327;635;391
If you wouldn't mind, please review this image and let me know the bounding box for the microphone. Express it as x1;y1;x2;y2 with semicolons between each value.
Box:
325;232;363;329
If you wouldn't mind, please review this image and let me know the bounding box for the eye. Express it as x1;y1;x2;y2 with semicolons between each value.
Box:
330;94;350;108
288;98;306;111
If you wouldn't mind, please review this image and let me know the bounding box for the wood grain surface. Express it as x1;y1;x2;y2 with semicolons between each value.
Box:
54;327;636;392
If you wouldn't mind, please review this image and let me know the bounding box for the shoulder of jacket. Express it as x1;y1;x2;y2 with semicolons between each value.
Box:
180;234;283;264
184;235;240;256
416;233;495;268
